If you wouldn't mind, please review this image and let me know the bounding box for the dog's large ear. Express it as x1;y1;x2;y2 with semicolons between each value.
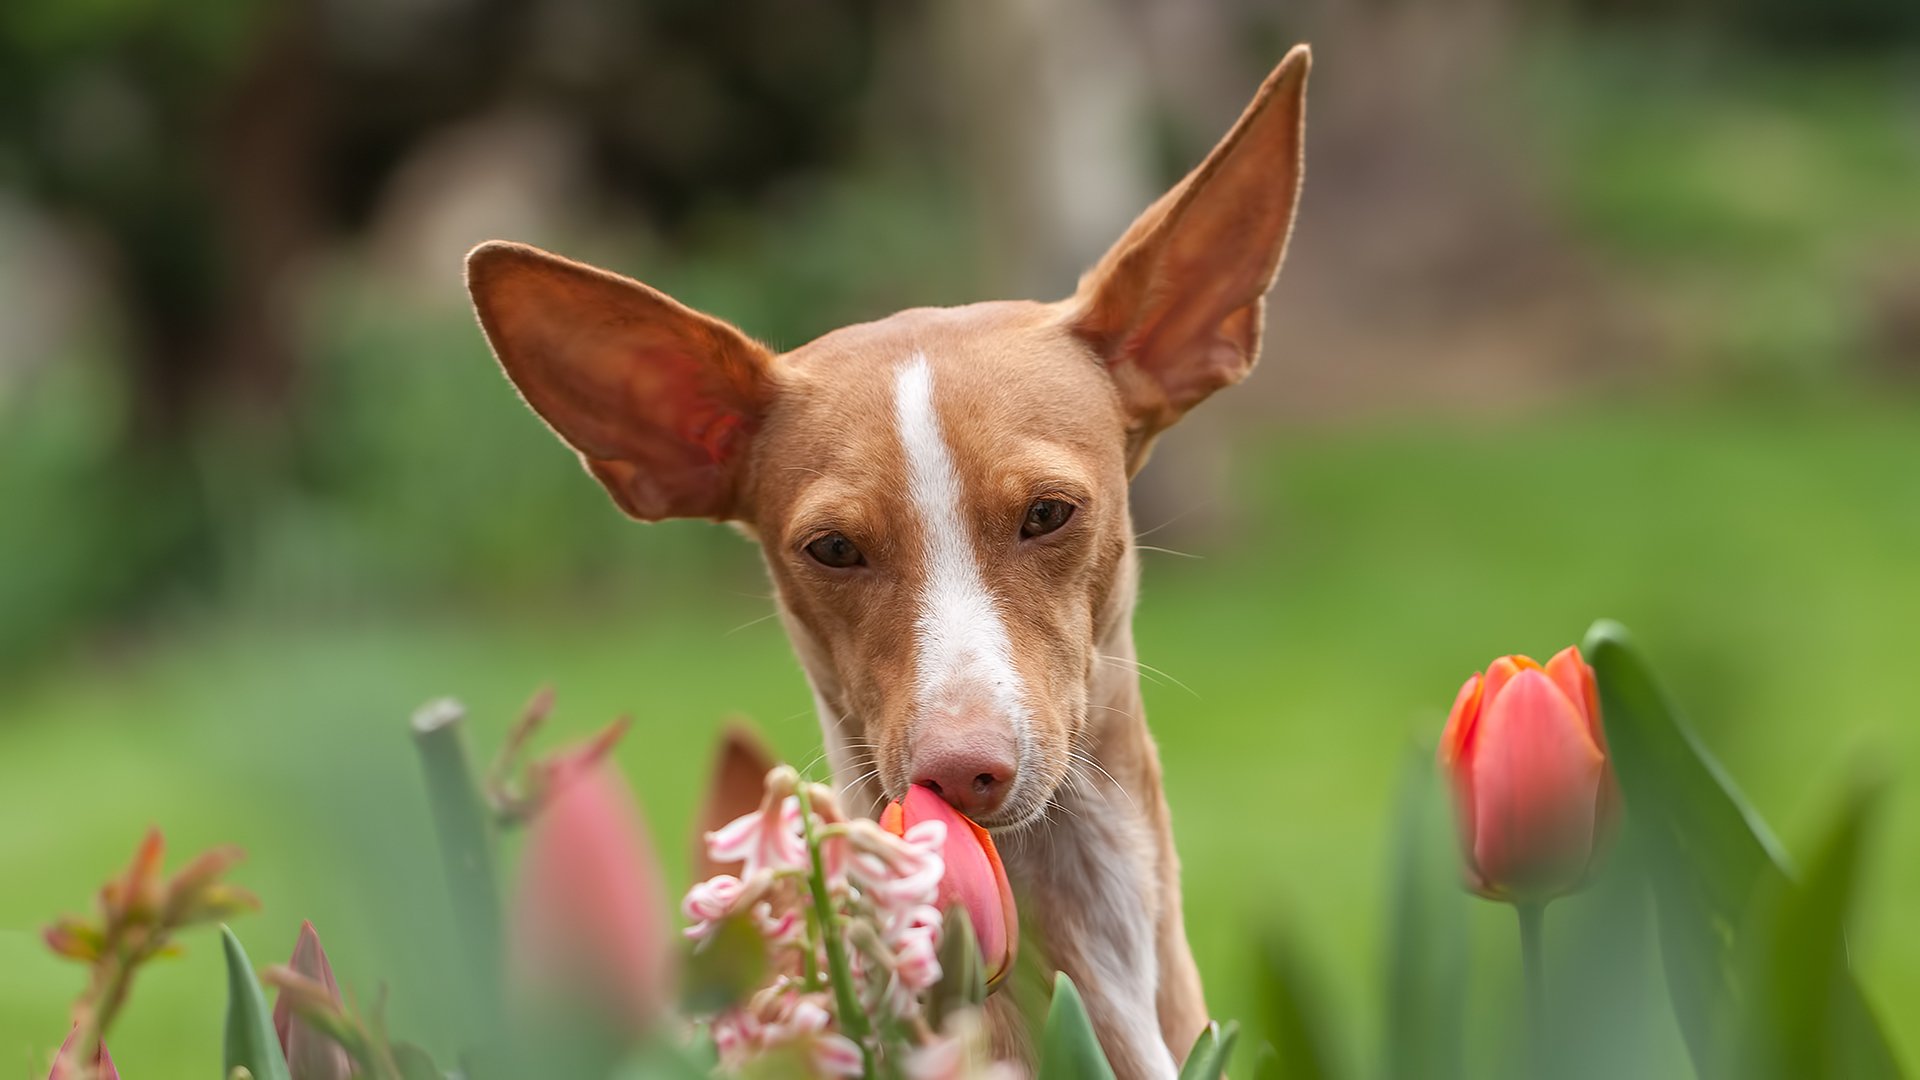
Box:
466;241;775;521
1067;45;1310;470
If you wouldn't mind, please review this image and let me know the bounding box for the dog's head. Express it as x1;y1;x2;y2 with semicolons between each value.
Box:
467;47;1308;828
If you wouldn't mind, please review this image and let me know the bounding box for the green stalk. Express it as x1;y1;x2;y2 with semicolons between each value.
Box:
410;699;506;1065
1516;901;1548;1077
797;784;874;1078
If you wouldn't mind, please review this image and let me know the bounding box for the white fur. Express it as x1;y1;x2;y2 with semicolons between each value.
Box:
892;353;1033;778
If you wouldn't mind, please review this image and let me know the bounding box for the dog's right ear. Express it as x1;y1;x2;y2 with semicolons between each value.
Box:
466;241;775;522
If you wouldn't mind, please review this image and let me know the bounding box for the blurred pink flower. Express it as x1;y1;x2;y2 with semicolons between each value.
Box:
272;921;353;1080
511;760;674;1034
48;1028;117;1080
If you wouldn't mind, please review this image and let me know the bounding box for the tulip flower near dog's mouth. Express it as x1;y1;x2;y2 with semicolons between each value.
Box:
880;784;1019;989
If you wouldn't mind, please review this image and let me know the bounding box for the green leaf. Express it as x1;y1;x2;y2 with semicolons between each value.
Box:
1729;784;1895;1080
1038;973;1117;1080
680;913;770;1016
1582;620;1903;1080
221;926;292;1080
929;906;988;1030
1250;1043;1282;1080
389;1043;446;1080
1254;934;1342;1080
1381;747;1467;1080
1177;1021;1238;1080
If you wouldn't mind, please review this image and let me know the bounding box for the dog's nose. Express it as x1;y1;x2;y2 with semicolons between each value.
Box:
910;728;1017;818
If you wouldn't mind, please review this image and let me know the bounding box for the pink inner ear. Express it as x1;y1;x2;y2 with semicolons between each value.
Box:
684;409;748;466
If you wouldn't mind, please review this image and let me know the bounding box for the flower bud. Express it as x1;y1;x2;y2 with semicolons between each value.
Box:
1438;646;1616;902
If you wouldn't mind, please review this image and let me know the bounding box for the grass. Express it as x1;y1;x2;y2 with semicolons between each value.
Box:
4;393;1918;1075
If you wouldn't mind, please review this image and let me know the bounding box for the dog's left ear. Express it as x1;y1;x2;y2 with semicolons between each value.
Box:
1067;45;1310;470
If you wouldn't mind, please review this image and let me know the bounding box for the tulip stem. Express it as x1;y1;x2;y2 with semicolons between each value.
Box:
1516;901;1549;1075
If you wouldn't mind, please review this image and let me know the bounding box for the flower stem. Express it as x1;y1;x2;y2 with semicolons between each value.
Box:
1516;901;1548;1076
797;784;875;1078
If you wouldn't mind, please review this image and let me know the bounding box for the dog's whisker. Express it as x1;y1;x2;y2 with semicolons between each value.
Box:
1133;501;1214;542
724;610;782;636
1134;544;1203;560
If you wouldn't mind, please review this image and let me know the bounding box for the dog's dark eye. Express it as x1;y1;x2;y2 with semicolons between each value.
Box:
805;532;864;568
1022;498;1075;539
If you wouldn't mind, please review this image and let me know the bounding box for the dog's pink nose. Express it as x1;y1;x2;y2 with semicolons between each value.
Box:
910;728;1017;818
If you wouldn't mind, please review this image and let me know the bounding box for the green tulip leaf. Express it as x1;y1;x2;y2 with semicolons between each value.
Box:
221;926;293;1080
1254;933;1342;1080
1381;748;1467;1080
1729;784;1892;1080
1038;973;1117;1080
680;913;770;1016
930;907;988;1030
1582;620;1903;1079
389;1043;446;1080
1250;1043;1282;1080
1177;1020;1238;1080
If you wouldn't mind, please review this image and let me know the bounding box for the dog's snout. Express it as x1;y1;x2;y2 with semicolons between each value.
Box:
910;726;1017;818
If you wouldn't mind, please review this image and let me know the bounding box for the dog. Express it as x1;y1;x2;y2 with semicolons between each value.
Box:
465;44;1309;1077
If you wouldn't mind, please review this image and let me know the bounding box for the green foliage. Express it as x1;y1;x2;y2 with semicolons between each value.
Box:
928;908;987;1031
220;926;292;1080
1177;1021;1237;1080
680;915;769;1017
1729;785;1898;1080
1037;974;1115;1080
1252;936;1341;1080
1380;750;1467;1080
1583;620;1904;1078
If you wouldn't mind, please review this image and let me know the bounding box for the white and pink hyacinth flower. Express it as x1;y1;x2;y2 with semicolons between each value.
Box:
682;766;1017;1074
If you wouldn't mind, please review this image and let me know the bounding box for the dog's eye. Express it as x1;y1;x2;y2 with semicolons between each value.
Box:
1021;498;1075;539
805;532;864;568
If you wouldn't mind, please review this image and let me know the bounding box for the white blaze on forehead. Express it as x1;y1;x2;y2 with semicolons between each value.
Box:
892;353;1031;745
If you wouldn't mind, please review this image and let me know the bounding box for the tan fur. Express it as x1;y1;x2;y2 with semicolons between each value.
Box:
467;45;1311;1077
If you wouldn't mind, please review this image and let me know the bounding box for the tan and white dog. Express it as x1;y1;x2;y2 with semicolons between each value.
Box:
466;45;1310;1077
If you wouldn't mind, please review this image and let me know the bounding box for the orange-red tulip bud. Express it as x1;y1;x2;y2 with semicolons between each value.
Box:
1439;646;1617;903
880;785;1018;988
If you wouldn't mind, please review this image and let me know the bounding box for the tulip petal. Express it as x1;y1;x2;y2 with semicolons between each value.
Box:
883;785;1018;988
1544;646;1601;740
1437;674;1484;767
1468;668;1606;900
1479;655;1537;710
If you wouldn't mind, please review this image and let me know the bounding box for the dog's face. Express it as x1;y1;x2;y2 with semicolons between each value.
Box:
467;48;1309;828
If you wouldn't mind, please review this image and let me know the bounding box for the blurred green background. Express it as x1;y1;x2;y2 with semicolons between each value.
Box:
3;0;1918;1075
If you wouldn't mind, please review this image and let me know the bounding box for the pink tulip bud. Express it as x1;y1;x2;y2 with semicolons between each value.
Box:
1439;646;1617;902
49;1028;117;1080
272;921;354;1080
880;785;1018;988
510;760;674;1034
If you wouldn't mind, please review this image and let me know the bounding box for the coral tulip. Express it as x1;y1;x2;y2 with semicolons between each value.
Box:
1439;646;1616;902
880;785;1018;988
510;760;674;1033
